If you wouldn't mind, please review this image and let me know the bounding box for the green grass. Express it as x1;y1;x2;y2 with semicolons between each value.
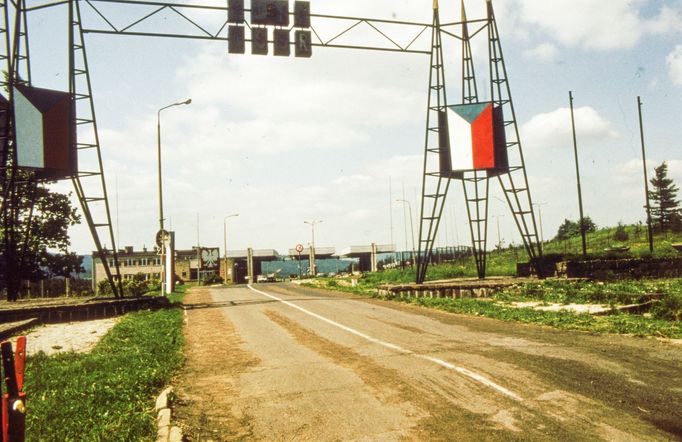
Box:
313;276;682;338
25;287;187;441
389;296;682;338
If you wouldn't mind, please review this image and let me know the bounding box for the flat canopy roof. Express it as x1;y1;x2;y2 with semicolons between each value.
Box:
338;244;396;258
225;249;280;260
287;246;336;258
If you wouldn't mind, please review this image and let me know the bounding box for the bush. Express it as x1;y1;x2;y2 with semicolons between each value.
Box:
97;279;114;296
202;273;224;284
614;223;629;242
653;293;682;321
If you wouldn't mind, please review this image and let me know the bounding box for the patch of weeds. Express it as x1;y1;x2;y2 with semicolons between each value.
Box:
392;296;682;338
25;304;184;441
652;293;682;321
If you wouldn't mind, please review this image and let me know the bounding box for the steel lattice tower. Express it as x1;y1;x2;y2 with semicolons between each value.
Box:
416;0;542;283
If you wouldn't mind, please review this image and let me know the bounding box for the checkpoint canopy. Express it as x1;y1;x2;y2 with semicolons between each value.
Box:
338;244;396;272
287;247;336;259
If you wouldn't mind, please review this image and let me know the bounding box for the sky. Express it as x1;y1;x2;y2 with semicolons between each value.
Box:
22;0;682;256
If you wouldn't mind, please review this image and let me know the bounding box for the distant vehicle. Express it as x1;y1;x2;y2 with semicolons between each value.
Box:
257;273;279;283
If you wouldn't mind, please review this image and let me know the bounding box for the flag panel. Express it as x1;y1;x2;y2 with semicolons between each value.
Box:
439;102;508;176
14;87;45;169
471;106;495;169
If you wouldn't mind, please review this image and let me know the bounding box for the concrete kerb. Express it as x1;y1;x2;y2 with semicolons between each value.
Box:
155;386;183;442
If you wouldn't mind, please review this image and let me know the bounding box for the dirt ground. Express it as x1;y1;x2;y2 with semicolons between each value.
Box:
173;284;682;441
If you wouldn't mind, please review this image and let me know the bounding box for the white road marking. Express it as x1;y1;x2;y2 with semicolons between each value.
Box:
247;285;523;402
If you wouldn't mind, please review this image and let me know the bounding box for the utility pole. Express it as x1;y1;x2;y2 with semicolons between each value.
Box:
396;199;416;266
533;202;547;253
304;220;322;276
569;91;587;258
638;96;654;254
223;213;239;283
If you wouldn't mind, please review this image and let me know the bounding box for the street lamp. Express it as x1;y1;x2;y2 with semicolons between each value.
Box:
304;220;322;276
223;213;239;283
532;202;547;253
157;98;191;296
396;199;416;265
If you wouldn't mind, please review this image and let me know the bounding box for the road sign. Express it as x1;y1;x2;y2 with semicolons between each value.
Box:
294;1;311;28
295;30;312;58
252;28;268;55
228;26;245;54
251;0;289;27
295;243;304;253
155;229;169;248
274;29;290;57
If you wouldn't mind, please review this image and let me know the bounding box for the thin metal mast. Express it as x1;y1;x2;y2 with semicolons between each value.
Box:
637;97;654;254
569;91;587;257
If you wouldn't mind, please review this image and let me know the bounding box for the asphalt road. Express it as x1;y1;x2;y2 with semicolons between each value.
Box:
175;283;682;441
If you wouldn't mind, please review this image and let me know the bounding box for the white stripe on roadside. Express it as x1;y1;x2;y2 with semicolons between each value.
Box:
247;284;522;402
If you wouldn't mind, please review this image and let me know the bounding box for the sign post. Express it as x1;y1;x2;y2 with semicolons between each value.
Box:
295;244;304;279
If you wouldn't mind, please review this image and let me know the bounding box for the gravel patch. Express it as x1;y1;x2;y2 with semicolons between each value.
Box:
13;318;120;356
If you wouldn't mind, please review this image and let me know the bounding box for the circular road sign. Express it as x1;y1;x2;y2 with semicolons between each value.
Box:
156;229;169;248
295;243;304;253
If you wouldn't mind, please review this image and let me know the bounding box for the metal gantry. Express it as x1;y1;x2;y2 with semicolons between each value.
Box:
7;0;544;291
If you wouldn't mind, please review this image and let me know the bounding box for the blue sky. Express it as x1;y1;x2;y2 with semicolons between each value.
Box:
24;0;682;255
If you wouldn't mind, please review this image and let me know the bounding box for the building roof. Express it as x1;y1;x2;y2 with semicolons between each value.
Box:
286;247;336;258
225;249;280;260
338;244;396;257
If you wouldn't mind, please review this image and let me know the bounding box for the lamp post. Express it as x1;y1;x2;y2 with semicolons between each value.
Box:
532;202;547;253
157;98;191;296
396;199;416;266
223;213;239;283
304;220;322;276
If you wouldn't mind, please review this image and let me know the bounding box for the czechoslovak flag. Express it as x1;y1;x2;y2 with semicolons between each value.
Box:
442;102;499;172
438;102;508;178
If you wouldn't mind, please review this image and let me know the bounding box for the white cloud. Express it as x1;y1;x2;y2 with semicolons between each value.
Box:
521;106;619;150
523;43;558;62
512;0;682;50
644;6;682;34
667;45;682;85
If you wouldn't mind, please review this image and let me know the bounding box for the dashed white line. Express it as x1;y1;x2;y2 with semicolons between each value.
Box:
247;284;522;402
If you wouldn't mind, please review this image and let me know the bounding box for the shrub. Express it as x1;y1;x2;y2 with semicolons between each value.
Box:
614;223;629;242
202;273;224;285
96;279;114;296
652;293;682;321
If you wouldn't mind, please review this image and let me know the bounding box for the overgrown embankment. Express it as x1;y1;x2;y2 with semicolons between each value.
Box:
307;277;682;339
24;288;187;441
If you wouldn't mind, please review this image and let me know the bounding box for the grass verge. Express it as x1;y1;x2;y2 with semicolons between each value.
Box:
25;286;187;441
308;279;682;339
